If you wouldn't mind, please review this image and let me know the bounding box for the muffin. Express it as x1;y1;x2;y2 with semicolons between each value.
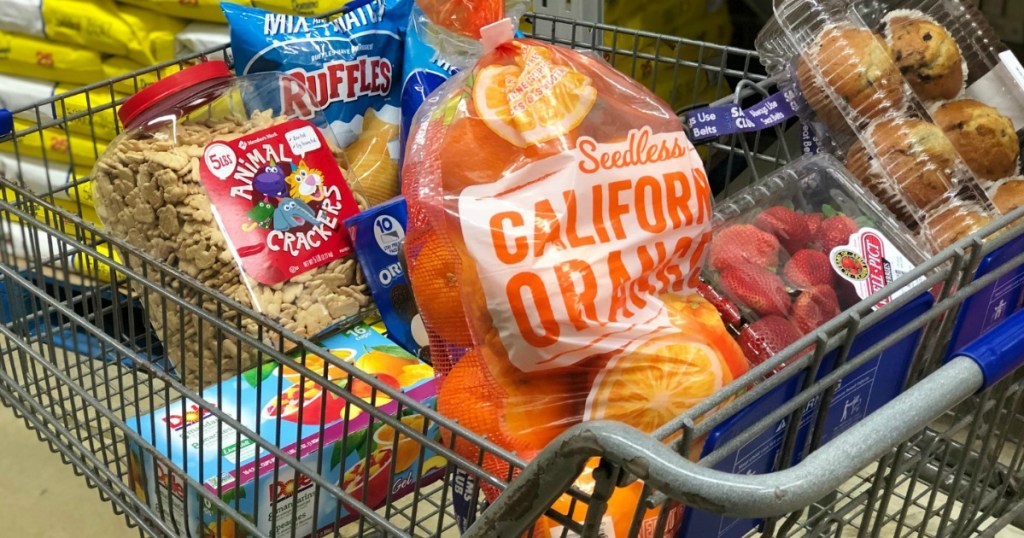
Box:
845;140;919;227
863;118;958;211
883;12;965;102
796;27;906;132
925;201;994;251
933;99;1020;182
990;178;1024;215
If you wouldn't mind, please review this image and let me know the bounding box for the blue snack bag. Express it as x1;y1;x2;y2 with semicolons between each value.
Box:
223;0;412;207
398;4;529;158
345;197;426;355
400;4;460;159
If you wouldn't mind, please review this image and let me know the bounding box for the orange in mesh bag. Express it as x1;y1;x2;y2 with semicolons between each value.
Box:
403;14;749;534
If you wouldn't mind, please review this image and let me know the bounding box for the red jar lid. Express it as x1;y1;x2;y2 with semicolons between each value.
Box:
118;61;234;129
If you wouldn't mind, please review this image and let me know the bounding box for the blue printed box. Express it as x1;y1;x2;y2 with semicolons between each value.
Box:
126;323;443;538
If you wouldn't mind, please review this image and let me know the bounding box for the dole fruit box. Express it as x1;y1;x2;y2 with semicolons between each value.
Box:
126;323;443;538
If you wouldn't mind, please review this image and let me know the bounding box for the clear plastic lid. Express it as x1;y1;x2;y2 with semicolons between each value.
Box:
705;153;927;364
755;0;1024;252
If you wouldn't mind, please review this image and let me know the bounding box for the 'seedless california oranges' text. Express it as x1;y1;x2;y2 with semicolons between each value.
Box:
460;127;712;371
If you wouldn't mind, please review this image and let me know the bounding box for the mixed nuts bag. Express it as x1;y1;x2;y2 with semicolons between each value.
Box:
402;8;748;536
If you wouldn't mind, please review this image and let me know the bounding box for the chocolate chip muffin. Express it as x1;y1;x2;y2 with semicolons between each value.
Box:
933;99;1020;182
797;27;906;132
883;12;965;102
925;200;994;251
860;118;958;212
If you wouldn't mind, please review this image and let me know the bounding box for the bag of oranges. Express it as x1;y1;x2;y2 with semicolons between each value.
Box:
402;5;750;535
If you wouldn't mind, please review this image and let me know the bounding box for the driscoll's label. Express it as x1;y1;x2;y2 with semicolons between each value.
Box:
459;127;712;371
200;119;359;286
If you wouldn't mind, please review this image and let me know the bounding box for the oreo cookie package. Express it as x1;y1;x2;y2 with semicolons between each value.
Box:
346;197;426;355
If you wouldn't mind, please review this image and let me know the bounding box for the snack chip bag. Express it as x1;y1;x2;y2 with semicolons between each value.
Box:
399;1;529;160
223;0;411;207
402;13;748;535
400;5;461;160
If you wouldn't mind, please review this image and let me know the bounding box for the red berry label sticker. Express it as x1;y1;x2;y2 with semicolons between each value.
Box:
830;227;921;309
199;119;360;285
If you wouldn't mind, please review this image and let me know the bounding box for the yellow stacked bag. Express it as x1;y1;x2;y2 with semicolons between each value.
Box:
0;185;120;282
0;2;192;283
0;31;182;94
0;73;124;141
0;1;185;65
118;0;357;22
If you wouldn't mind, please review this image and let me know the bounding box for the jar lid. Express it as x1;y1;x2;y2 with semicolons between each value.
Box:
118;61;234;129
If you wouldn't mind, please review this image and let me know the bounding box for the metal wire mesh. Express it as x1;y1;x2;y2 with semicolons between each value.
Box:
1;13;1023;538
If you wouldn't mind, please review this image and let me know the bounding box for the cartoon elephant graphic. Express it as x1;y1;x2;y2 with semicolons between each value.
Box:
273;198;319;232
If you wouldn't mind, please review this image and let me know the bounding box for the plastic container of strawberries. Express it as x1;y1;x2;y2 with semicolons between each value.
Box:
754;0;1024;253
683;152;937;538
703;153;928;365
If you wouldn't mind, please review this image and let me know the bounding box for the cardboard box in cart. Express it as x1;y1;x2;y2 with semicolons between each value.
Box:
127;323;444;538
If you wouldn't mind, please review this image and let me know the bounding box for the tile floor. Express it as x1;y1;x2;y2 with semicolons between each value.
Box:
0;406;136;538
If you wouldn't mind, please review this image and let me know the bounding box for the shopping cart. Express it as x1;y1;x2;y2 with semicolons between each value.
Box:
2;12;1024;538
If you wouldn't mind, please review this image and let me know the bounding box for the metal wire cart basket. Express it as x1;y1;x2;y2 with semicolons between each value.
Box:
3;13;1024;538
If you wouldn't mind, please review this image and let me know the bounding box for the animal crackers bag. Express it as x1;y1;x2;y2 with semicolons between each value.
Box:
402;9;748;536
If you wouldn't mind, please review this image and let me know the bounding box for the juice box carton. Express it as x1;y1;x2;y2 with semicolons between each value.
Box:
126;323;443;538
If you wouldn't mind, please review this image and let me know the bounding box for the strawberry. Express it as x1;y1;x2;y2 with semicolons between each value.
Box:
819;215;859;252
783;249;835;289
708;224;781;271
718;263;791;317
804;212;824;238
696;280;743;327
790;285;841;333
753;206;811;254
738;315;803;366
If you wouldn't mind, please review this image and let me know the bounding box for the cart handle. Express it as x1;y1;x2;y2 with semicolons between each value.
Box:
464;307;1024;537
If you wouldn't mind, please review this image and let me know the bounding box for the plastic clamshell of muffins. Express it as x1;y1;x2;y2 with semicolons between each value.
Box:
924;199;995;252
844;117;960;225
881;10;967;103
933;99;1021;183
989;177;1024;216
794;26;907;137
